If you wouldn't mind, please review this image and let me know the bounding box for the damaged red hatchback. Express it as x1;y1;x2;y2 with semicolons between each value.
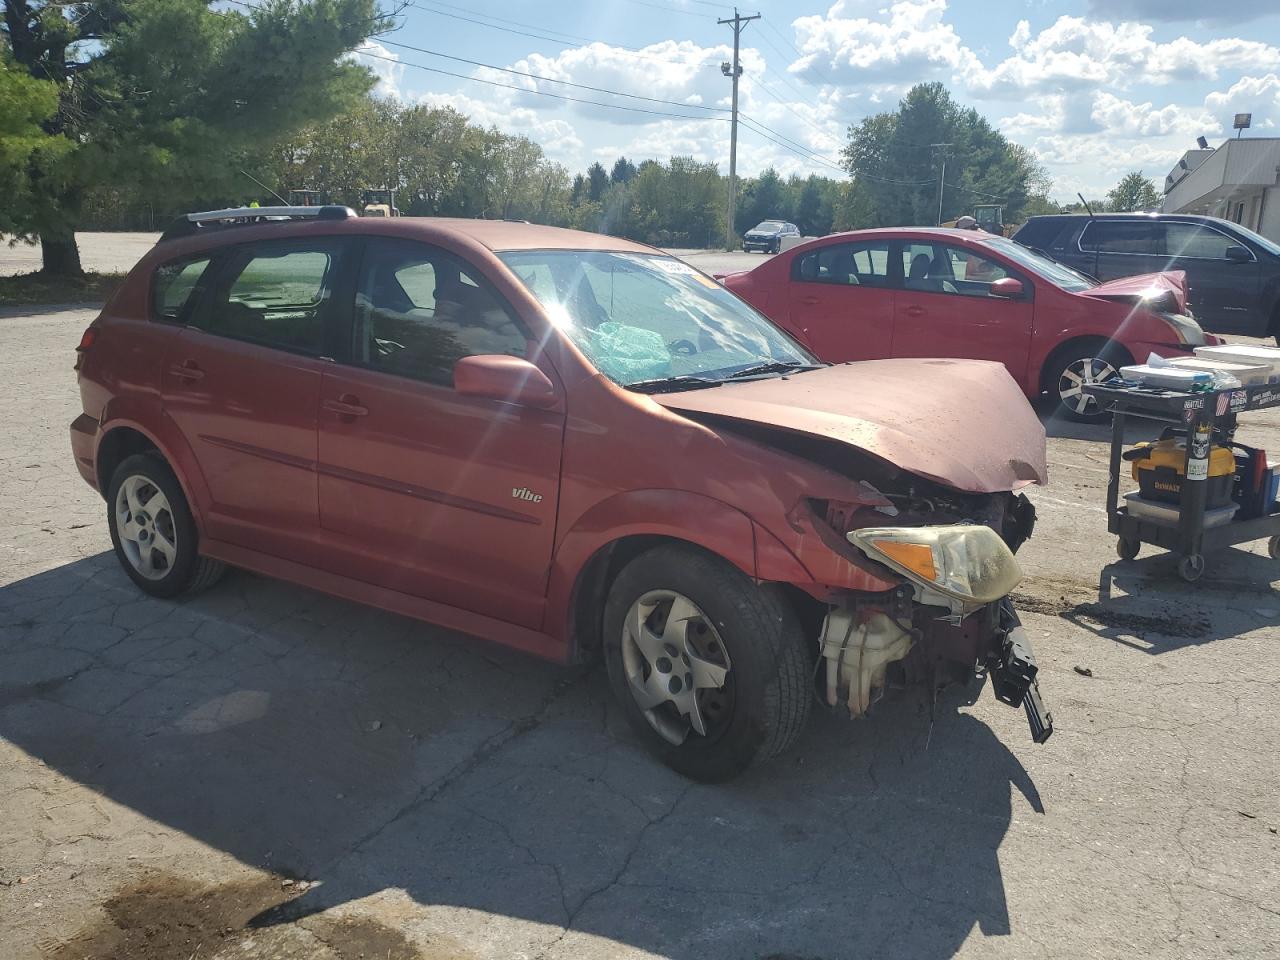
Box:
71;207;1052;781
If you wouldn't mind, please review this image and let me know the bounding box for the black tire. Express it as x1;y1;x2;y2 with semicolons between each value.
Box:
1116;536;1140;561
1045;340;1131;423
106;453;225;599
602;544;811;782
770;239;780;255
1177;553;1205;583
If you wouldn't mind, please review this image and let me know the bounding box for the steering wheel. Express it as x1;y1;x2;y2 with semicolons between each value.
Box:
668;338;698;356
373;337;406;357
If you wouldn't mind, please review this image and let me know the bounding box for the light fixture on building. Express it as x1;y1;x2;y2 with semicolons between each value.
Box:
1196;135;1209;149
1234;113;1252;138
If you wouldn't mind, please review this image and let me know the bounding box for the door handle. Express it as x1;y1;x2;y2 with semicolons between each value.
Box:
800;295;820;306
322;394;368;419
905;305;926;318
168;360;204;382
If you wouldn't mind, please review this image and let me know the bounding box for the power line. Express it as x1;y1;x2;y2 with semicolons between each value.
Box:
738;117;844;173
746;73;838;143
946;182;1008;201
739;112;841;169
379;38;731;113
760;16;836;89
405;0;721;69
354;47;730;122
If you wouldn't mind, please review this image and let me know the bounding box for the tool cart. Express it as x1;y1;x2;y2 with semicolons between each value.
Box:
1082;381;1280;582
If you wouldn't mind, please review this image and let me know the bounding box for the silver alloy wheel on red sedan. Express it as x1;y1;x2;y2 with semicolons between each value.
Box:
1057;356;1118;418
620;589;734;746
114;474;179;580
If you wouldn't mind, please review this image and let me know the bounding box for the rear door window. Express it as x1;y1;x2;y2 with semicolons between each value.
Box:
793;241;893;287
153;257;212;322
1079;221;1156;255
198;241;346;355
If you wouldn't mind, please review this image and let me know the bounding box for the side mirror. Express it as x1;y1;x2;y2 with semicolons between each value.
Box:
1225;244;1252;263
989;277;1025;299
453;355;557;409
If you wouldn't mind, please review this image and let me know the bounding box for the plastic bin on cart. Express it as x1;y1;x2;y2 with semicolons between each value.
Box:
1193;345;1280;381
1117;364;1211;389
1167;356;1272;386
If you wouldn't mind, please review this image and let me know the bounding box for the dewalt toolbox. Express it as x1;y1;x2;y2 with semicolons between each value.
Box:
1126;438;1235;507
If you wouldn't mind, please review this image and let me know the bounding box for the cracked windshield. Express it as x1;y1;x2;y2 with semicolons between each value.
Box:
500;251;815;387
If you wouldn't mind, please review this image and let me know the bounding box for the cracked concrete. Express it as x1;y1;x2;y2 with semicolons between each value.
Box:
2;288;1280;958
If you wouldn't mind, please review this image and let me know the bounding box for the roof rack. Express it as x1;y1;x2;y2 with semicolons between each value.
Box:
159;205;357;242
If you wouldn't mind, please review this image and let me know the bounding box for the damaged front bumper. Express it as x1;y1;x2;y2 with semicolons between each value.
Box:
818;591;1053;744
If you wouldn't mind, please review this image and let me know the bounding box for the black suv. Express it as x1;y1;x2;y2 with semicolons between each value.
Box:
1013;213;1280;338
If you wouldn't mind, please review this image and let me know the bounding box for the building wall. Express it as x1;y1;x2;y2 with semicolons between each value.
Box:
1261;187;1280;242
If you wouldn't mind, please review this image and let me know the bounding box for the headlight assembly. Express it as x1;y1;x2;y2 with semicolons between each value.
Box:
847;524;1023;611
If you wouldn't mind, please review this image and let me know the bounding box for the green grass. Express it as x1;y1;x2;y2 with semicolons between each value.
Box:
0;272;125;307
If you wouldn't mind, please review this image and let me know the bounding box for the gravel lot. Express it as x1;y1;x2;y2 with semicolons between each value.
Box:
2;236;1279;959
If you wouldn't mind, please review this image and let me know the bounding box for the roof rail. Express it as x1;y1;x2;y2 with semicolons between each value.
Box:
159;205;357;242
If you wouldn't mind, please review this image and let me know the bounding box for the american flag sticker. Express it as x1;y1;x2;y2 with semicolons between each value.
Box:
1216;392;1230;416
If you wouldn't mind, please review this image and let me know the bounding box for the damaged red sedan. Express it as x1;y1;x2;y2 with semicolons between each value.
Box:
720;227;1220;421
71;208;1051;781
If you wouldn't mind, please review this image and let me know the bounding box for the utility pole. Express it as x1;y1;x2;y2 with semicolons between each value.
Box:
720;9;760;250
931;142;952;226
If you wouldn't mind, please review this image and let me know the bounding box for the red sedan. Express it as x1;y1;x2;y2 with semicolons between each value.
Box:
720;227;1220;421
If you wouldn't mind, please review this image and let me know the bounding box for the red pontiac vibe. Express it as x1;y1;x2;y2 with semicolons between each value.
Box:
719;227;1221;421
70;207;1052;781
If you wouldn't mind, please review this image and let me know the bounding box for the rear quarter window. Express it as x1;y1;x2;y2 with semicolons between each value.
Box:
152;257;212;322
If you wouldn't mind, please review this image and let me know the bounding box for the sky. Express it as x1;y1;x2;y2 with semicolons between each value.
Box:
353;0;1280;202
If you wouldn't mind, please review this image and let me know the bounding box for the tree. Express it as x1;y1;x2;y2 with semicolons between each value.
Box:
610;156;637;185
586;161;609;202
1106;171;1162;212
2;0;388;275
735;166;784;234
841;82;1042;228
0;48;69;236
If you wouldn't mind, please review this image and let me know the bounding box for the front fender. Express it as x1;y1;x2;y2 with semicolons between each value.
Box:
543;489;813;643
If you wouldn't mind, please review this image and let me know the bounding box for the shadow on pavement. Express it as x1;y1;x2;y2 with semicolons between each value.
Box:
1;554;1043;960
1056;548;1280;656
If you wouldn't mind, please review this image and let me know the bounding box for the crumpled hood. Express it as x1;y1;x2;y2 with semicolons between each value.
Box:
654;359;1047;493
1085;270;1188;313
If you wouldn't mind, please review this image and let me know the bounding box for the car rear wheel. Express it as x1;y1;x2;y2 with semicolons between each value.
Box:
107;453;225;598
1049;343;1128;422
603;544;811;782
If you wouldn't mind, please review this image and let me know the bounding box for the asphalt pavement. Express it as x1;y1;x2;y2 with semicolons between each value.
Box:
1;235;1278;959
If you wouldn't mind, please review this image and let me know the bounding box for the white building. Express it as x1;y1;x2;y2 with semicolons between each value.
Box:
1162;137;1280;242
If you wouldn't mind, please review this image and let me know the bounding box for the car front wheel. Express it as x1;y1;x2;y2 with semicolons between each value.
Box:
603;544;811;782
1050;344;1127;422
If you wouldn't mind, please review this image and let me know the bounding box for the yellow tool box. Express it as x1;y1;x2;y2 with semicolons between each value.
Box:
1126;438;1235;507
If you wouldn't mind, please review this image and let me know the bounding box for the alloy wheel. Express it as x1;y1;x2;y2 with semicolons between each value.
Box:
114;474;178;580
620;590;734;746
1058;356;1117;416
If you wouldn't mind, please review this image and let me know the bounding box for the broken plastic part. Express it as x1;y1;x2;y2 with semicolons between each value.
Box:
819;609;914;717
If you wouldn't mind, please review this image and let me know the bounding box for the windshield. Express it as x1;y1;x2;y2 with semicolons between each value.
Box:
498;250;816;388
1228;221;1280;257
752;221;784;231
980;236;1096;292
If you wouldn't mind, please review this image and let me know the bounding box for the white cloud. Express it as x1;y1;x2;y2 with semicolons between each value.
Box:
965;16;1280;97
416;91;584;162
353;41;405;101
790;0;978;85
488;40;741;127
1204;74;1280;131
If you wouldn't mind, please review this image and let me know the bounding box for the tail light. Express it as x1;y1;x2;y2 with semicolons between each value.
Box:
74;326;97;371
